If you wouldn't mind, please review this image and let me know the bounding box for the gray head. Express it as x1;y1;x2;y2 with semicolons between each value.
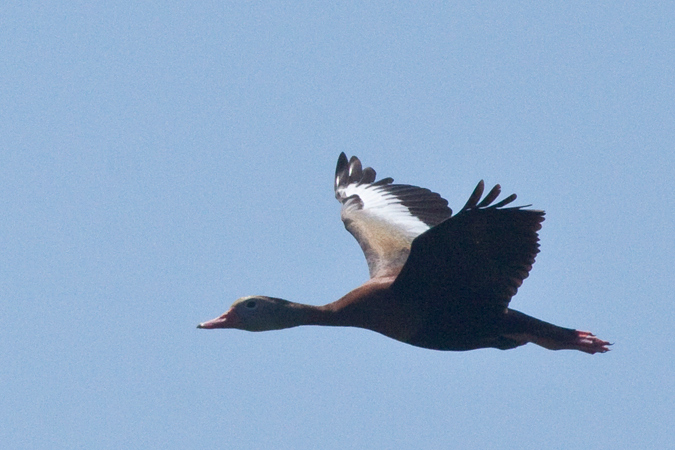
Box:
197;296;299;332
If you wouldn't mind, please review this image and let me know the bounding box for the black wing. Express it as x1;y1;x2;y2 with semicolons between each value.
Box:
390;181;545;316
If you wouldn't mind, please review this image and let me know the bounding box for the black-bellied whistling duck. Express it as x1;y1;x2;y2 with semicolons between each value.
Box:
198;154;610;354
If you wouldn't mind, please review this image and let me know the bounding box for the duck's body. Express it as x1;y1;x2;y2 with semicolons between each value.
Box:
199;154;610;354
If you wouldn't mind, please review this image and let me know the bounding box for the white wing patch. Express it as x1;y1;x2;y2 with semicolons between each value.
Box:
339;183;431;239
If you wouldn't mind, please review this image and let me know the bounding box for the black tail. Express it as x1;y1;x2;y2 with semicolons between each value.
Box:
501;309;610;354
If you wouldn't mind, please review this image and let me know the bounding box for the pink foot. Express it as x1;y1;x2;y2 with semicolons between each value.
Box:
574;331;611;354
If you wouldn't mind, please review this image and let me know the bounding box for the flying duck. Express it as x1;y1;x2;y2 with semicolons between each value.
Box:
198;154;610;354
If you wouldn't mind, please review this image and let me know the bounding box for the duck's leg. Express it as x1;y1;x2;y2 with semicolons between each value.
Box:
502;309;611;354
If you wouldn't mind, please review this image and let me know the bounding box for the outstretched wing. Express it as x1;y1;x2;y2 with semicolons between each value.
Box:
391;180;545;315
334;153;452;279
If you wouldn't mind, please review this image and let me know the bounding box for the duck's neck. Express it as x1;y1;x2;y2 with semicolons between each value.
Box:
272;300;333;329
275;278;395;330
307;278;396;327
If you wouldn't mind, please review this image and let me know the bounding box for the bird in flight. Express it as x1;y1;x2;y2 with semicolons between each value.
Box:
198;154;610;354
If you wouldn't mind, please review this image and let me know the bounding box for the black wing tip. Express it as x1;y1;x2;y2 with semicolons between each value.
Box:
459;180;485;213
335;154;388;195
335;153;350;193
458;181;541;214
336;152;348;171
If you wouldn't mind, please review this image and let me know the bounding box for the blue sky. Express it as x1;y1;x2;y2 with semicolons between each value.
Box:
1;2;673;449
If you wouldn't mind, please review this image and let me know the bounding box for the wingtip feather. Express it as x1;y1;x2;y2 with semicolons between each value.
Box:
335;153;350;193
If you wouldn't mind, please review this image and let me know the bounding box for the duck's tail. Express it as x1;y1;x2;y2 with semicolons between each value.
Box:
502;309;611;354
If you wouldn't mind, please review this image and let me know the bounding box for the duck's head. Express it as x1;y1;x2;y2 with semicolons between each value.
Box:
197;296;298;332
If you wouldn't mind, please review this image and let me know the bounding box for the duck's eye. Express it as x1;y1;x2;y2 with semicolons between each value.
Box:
245;300;257;309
